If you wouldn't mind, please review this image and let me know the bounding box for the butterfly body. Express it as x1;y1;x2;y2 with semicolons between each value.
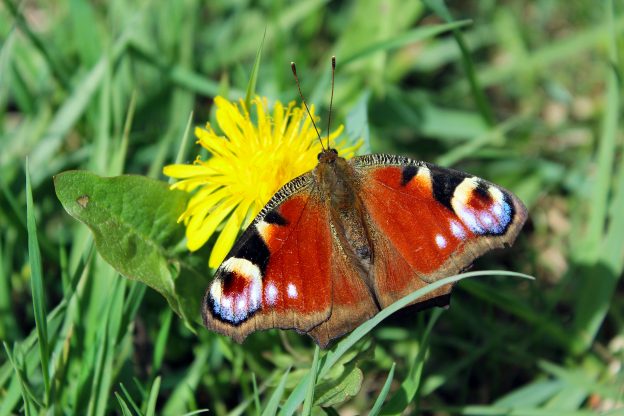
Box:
317;149;374;280
202;149;527;347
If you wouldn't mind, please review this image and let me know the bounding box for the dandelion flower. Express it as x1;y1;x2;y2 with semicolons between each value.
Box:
164;96;361;268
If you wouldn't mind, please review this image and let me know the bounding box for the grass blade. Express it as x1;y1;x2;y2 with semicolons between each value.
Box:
581;0;620;261
145;376;161;416
168;111;195;183
570;0;621;355
449;13;624;93
152;309;172;374
2;0;69;88
301;346;320;415
115;393;135;416
320;271;532;379
29;33;131;185
283;271;533;412
110;90;137;175
262;367;291;416
87;278;126;416
424;0;494;125
245;28;266;110
2;343;43;411
380;309;442;414
118;382;143;416
369;363;396;416
25;159;50;405
423;406;597;415
342;20;471;66
252;373;261;416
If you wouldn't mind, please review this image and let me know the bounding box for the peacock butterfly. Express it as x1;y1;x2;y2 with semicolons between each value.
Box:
201;57;527;348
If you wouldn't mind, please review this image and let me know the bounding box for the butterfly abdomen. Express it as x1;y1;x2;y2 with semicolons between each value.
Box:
317;157;374;269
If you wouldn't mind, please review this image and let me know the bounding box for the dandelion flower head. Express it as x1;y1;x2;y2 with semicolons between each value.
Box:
164;96;361;268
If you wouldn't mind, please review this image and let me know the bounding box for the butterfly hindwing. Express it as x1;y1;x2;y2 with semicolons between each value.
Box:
202;174;333;343
306;236;379;347
351;154;527;308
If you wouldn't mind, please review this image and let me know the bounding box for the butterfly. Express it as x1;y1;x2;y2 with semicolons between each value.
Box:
201;57;528;348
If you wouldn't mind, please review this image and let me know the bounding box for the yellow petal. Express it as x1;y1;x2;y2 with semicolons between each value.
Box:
271;100;284;144
186;197;240;251
170;177;218;193
183;187;228;222
163;163;212;179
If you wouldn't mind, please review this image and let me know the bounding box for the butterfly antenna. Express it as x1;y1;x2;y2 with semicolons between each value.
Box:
291;62;325;150
326;56;336;149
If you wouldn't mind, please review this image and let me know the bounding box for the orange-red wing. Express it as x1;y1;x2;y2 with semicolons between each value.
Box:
352;155;527;308
202;175;333;343
306;241;379;348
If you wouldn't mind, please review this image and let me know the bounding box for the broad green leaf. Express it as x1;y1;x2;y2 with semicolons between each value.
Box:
53;170;201;323
314;365;363;408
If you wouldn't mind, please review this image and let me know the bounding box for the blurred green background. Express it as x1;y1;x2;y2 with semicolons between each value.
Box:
1;0;623;414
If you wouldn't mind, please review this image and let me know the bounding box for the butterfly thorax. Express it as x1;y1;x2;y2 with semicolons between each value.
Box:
315;154;373;281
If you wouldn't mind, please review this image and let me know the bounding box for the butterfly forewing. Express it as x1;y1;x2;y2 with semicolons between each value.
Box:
351;154;527;308
202;173;333;343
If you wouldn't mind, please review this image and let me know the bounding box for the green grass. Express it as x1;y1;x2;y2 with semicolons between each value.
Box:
1;0;624;414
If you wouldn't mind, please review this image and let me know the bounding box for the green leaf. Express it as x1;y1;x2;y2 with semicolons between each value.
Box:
53;170;201;323
314;365;363;408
